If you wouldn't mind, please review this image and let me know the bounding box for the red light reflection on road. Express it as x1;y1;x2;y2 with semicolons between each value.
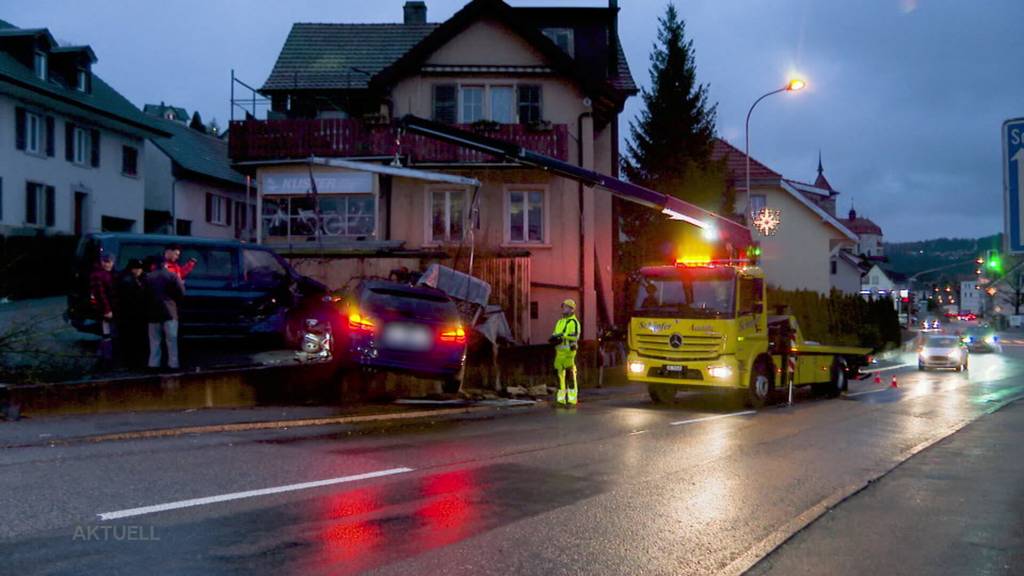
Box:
318;486;383;566
416;469;479;548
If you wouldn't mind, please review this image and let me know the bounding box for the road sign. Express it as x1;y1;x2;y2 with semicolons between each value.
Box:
1004;118;1024;253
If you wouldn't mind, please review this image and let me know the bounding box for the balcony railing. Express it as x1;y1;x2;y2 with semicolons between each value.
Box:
228;118;569;164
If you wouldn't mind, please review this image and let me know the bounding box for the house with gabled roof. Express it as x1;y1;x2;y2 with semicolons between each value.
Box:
142;106;251;239
711;139;860;294
0;19;167;236
230;0;636;344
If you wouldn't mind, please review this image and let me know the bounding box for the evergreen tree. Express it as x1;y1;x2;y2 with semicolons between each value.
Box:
189;111;206;133
616;3;727;279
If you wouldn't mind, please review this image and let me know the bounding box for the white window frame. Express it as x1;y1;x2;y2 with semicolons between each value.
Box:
25;181;51;227
426;187;468;244
489;85;515;125
72;127;90;165
25;111;42;154
33;51;47;80
459;85;485;124
76;69;88;92
209;195;229;226
504;185;549;246
749;194;767;214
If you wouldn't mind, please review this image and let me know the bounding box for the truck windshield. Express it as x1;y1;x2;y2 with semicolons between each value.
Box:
634;268;736;319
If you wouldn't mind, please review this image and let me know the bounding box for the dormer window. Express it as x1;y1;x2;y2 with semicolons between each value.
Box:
33;51;47;80
75;68;89;93
542;28;574;58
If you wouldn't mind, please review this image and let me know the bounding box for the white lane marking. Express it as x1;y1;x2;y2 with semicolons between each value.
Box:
97;467;414;521
629;430;648;436
670;410;756;426
861;363;914;375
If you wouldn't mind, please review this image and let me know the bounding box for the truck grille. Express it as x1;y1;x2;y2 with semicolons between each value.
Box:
635;334;723;361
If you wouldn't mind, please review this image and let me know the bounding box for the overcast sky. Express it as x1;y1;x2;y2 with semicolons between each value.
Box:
6;0;1024;242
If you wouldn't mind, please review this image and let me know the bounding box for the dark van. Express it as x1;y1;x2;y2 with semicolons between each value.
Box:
67;233;327;340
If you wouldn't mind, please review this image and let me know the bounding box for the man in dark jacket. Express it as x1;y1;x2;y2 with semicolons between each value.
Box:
115;259;147;367
144;257;185;370
90;254;116;362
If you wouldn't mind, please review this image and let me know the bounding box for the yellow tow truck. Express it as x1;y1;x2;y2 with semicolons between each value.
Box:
626;258;873;407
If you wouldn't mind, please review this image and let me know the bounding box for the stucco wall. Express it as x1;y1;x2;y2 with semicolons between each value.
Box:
0;94;146;234
830;256;862;294
745;183;838;294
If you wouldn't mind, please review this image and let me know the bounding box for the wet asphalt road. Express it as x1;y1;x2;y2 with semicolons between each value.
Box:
3;343;1024;575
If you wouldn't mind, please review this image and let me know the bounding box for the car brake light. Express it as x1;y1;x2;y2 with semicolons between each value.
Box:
348;311;376;332
440;326;466;344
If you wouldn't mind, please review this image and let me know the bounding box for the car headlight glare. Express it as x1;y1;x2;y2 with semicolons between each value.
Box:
708;365;733;379
629;361;646;374
948;349;960;359
985;336;997;344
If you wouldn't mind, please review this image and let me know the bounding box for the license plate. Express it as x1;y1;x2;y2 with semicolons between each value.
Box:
665;365;684;372
382;324;432;351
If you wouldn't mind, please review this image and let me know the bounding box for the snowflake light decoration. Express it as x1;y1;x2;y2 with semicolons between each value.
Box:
752;207;782;236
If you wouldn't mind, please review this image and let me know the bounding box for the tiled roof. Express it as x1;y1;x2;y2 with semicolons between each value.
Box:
149;116;245;186
144;103;190;123
843;217;883;236
262;1;636;95
0;20;166;137
711;138;781;188
262;23;438;91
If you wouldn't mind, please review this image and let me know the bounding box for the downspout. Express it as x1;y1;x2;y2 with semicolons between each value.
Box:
578;111;592;330
170;177;178;234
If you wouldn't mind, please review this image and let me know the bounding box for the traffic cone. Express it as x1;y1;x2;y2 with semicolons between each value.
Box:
874;374;881;385
890;375;898;389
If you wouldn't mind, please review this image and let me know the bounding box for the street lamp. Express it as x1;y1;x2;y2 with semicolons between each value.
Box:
745;78;806;221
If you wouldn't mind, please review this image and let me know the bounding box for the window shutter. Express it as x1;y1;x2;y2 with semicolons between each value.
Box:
45;116;55;157
15;107;25;150
432;85;457;124
90;129;100;167
65;122;74;161
44;186;55;227
24;183;36;224
205;193;212;223
225;199;233;226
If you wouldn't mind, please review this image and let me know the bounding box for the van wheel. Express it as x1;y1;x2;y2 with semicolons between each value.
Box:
648;384;676;404
745;363;774;409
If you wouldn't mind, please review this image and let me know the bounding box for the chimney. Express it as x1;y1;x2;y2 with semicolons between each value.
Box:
404;1;427;24
608;0;619;77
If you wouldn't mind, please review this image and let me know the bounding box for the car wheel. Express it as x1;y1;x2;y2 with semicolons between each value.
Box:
442;367;464;395
745;362;773;409
648;384;676;404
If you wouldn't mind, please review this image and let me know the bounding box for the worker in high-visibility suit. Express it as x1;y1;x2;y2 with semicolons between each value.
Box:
549;299;581;406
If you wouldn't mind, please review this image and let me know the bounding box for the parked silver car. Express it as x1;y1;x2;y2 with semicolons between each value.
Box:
918;334;968;371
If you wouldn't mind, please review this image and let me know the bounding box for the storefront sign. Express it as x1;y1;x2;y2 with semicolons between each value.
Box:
261;170;373;195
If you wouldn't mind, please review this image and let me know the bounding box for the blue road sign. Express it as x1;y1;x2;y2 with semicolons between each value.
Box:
1005;118;1024;253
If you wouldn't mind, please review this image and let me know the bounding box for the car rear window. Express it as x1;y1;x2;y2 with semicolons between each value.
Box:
364;288;457;321
927;336;959;346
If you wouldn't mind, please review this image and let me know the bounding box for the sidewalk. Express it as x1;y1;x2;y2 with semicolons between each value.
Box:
749;398;1024;576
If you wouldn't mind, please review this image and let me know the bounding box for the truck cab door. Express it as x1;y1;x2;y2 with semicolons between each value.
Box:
737;277;767;369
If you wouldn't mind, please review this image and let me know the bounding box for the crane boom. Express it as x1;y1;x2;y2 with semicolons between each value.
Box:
398;115;753;248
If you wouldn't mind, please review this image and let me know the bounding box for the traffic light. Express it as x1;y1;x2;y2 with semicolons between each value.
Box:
986;249;1003;274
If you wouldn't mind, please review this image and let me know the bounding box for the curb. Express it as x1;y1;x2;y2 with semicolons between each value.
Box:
716;392;1024;576
2;402;541;449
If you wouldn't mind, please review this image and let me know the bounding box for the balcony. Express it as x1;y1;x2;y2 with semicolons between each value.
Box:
228;118;569;164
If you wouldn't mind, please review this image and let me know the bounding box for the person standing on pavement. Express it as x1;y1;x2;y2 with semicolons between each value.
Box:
115;259;147;367
549;299;581;406
144;256;185;371
163;243;196;281
89;254;116;363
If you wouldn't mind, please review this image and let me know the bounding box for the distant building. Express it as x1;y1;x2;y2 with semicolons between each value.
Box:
960;280;981;314
861;263;906;308
143;105;251;239
711;141;859;294
842;205;884;258
0;19;166;236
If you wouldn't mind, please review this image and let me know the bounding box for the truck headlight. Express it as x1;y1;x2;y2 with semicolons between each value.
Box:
708;365;733;379
629;361;646;374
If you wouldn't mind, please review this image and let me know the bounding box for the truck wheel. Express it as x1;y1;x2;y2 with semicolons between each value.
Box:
648;384;676;404
745;363;774;409
826;360;846;398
